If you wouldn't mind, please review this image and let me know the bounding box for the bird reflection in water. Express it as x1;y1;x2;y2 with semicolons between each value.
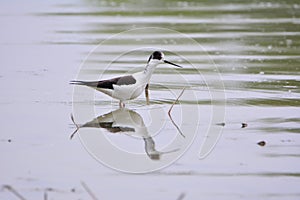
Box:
70;108;180;160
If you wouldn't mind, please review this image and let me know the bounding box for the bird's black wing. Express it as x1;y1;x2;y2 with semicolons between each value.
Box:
70;75;136;90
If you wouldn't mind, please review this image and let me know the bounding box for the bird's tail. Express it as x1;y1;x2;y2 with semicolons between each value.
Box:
70;80;98;88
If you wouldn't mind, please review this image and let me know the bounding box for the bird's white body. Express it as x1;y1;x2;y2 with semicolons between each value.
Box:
96;71;149;101
95;59;160;102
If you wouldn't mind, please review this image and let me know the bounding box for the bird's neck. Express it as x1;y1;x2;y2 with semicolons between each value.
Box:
143;63;158;77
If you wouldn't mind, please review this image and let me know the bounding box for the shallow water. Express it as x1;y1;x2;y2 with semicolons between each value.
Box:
0;0;299;199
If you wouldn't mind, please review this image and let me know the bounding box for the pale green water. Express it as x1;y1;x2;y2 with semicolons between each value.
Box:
0;0;299;199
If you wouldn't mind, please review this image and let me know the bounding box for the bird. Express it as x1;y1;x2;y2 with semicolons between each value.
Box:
70;51;183;107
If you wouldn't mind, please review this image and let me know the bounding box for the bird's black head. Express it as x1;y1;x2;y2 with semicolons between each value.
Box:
147;51;164;63
146;51;183;68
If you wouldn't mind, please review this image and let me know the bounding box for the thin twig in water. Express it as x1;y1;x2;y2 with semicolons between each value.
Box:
2;185;27;200
43;190;47;200
81;181;99;200
70;113;80;140
168;88;186;138
43;188;53;200
176;192;186;200
168;87;185;116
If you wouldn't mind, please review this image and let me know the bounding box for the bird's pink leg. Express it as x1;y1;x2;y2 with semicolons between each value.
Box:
119;101;125;108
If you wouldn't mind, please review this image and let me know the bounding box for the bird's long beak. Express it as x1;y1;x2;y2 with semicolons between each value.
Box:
164;60;183;68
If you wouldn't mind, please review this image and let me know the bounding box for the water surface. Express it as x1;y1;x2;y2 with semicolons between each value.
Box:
0;0;299;199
